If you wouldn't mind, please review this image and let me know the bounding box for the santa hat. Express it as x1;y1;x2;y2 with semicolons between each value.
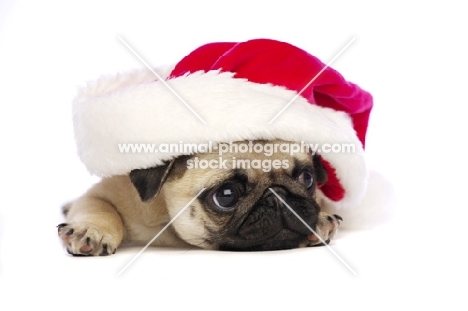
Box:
73;39;373;210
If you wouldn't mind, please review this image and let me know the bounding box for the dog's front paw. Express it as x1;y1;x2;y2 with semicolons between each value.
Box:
57;223;117;256
307;213;343;246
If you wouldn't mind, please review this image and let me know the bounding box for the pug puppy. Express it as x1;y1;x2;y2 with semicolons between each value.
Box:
58;140;342;255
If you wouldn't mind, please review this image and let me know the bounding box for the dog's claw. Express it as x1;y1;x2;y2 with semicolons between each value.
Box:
100;244;109;256
333;214;343;222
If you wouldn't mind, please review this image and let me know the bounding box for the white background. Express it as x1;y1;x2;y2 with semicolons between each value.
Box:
1;1;467;310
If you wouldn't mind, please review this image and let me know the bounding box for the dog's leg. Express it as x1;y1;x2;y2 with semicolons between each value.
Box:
307;212;343;246
57;196;125;256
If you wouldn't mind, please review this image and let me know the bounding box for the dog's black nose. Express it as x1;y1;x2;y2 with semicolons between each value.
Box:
262;186;288;209
262;186;317;236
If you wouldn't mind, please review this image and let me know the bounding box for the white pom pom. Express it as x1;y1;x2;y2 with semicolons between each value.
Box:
321;169;396;230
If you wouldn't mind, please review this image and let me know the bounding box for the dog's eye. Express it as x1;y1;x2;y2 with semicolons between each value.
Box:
297;171;314;189
212;183;242;210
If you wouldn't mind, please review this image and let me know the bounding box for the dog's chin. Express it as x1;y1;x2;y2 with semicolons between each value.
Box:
216;229;308;252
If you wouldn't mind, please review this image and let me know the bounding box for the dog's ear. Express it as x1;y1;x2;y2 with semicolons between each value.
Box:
129;160;175;202
312;153;328;184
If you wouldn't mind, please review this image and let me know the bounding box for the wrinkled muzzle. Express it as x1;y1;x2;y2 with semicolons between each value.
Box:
219;186;320;251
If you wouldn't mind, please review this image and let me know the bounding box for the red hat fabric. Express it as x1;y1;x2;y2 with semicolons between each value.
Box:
171;39;373;147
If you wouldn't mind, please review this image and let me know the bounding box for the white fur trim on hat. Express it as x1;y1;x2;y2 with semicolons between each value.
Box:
73;69;367;209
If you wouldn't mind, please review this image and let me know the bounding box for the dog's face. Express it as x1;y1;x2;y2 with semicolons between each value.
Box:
130;140;327;251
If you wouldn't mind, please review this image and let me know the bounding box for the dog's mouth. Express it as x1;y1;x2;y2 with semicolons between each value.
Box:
217;229;311;251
